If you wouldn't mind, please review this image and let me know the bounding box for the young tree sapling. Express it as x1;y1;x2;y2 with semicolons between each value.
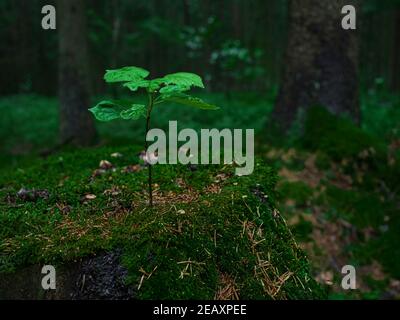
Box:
89;66;218;207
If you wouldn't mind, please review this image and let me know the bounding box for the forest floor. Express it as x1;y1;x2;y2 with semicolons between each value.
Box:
266;146;400;299
1;91;400;299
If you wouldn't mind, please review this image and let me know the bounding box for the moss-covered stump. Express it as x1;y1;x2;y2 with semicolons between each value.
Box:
0;146;326;299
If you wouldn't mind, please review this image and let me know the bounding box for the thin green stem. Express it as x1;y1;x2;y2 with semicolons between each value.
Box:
145;92;155;207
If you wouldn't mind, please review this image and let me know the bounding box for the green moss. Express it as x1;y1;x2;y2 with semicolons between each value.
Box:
324;186;387;229
0;145;325;299
292;217;313;242
277;181;313;207
302;107;386;161
315;152;331;171
353;216;400;280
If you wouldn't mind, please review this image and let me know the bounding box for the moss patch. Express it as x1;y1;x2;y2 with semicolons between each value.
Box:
302;106;386;161
0;145;325;299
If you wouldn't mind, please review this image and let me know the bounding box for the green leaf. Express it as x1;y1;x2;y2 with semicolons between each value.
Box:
148;79;165;92
122;72;203;93
162;94;219;110
104;66;149;83
159;84;190;94
123;78;164;92
120;104;147;120
89;100;134;121
123;80;150;92
161;72;204;89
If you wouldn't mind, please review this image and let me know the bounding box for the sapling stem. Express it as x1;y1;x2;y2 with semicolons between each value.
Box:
145;92;155;207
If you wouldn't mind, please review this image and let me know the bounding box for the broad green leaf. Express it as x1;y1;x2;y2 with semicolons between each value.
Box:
148;79;165;92
89;100;134;121
123;80;150;92
120;104;146;120
104;66;149;83
161;72;204;89
162;93;219;110
159;84;190;94
124;79;164;92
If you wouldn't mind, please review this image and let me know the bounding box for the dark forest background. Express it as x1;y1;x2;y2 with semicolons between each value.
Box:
1;0;399;96
1;0;400;300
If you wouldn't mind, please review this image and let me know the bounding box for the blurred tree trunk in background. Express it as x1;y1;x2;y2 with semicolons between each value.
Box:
232;0;241;39
272;0;360;132
182;0;191;26
391;9;400;92
58;0;97;146
111;0;121;71
110;0;121;98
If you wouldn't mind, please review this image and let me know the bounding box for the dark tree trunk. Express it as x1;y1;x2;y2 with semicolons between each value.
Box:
58;0;97;146
272;0;360;132
232;0;241;39
182;0;191;26
391;9;400;93
110;0;121;98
